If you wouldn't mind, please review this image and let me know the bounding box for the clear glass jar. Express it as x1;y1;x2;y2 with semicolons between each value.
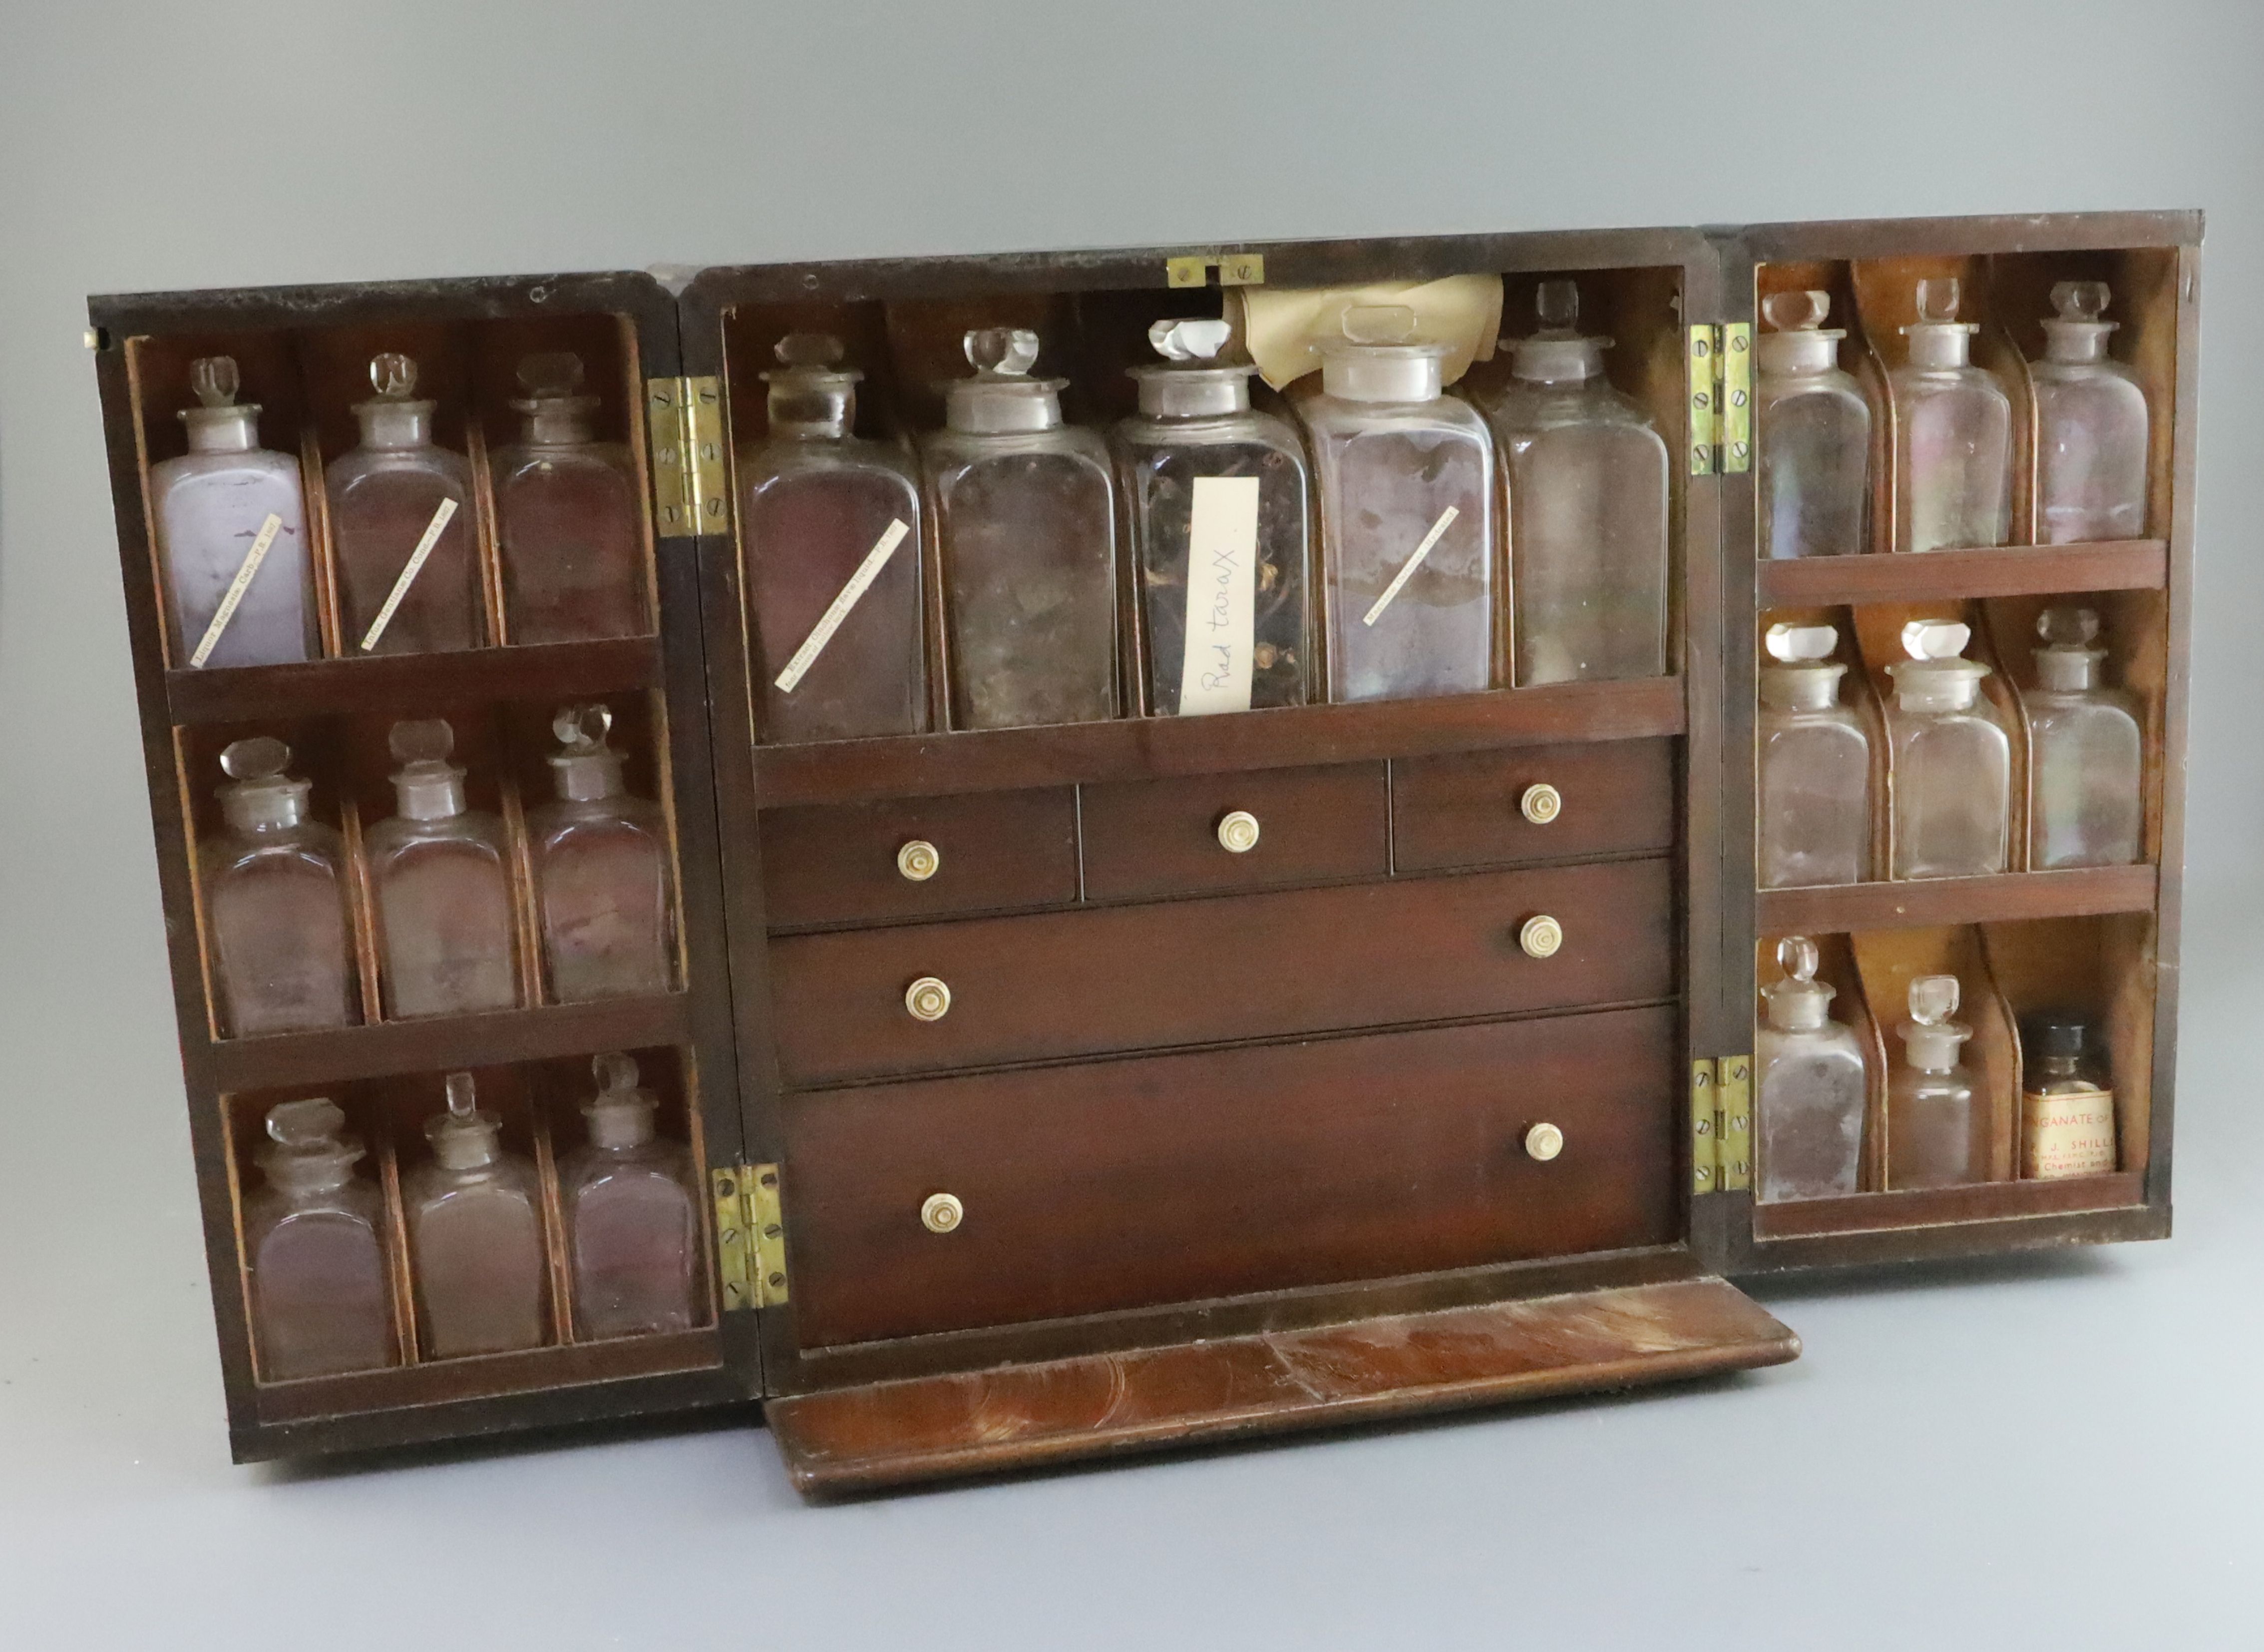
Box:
1891;279;2011;554
200;737;358;1036
1888;975;1987;1189
1886;621;2011;880
365;719;519;1019
1754;291;1870;560
404;1072;547;1358
741;333;927;742
527;705;676;1002
1754;936;1868;1201
2032;282;2149;544
2019;1012;2117;1179
491;351;645;644
243;1098;393;1379
1758;623;1872;888
2024;606;2143;868
327;353;481;654
562;1053;701;1339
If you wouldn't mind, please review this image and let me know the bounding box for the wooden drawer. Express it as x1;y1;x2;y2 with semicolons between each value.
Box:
1392;738;1676;872
759;787;1079;930
781;1004;1681;1346
1079;762;1388;902
770;858;1672;1086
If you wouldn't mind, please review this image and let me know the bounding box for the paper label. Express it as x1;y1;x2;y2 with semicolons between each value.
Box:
188;512;284;668
359;497;459;652
1177;477;1262;716
774;518;911;694
1363;505;1459;628
2022;1083;2117;1179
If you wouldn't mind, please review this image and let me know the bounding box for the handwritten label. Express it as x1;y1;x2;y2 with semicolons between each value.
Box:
359;497;459;652
2022;1083;2117;1179
188;513;284;668
1177;477;1261;716
774;518;912;694
1363;505;1459;628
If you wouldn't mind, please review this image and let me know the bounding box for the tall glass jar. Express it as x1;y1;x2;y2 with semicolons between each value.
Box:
365;719;518;1019
1754;291;1870;560
244;1098;393;1380
562;1053;701;1339
201;737;358;1036
1886;620;2012;880
2032;282;2149;544
2023;606;2142;868
1888;975;1987;1189
1754;936;1868;1201
1891;279;2011;555
526;704;676;1001
1757;623;1871;888
404;1072;546;1358
491;351;645;644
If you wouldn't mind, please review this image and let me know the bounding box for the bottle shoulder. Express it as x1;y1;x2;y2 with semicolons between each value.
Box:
1891;364;2012;410
327;444;473;492
742;434;921;493
492;441;633;490
406;1155;539;1211
1757;369;1872;417
1299;389;1490;444
922;422;1113;474
2024;687;2142;728
528;796;667;849
564;1142;693;1197
153;446;303;492
1111;406;1305;458
203;825;349;879
366;811;507;860
1480;377;1661;441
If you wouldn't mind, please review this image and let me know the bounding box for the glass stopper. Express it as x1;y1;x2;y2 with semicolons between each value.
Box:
1907;974;1960;1025
1765;622;1839;663
2051;281;2111;323
552;702;614;751
370;352;420;399
190;356;241;408
1534;280;1580;331
1149;318;1233;362
1342;305;1418;346
964;328;1041;377
1762;291;1831;333
776;332;845;369
516;351;584;397
267;1096;347;1146
1900;619;1971;661
1776;935;1820;983
2037;606;2101;648
594;1050;640;1093
1913;279;1962;325
444;1070;478;1119
388;717;455;765
220;735;292;780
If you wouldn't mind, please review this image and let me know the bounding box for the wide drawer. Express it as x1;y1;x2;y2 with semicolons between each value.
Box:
1079;761;1388;902
1391;738;1676;872
760;787;1079;930
770;858;1673;1086
781;1004;1681;1346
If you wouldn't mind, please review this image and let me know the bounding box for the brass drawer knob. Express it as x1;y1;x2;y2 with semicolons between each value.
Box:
1216;810;1261;853
1525;1121;1565;1162
1519;782;1563;825
905;976;952;1021
920;1192;964;1233
1518;914;1563;959
897;839;940;882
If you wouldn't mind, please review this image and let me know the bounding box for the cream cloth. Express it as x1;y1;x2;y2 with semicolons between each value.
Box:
1226;275;1504;390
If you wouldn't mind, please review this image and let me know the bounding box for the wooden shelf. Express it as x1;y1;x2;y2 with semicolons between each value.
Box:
1757;540;2168;609
1751;1170;2145;1242
1757;864;2158;934
754;676;1686;808
166;636;661;726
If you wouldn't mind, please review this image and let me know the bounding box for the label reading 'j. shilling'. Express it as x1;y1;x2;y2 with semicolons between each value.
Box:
2022;1083;2117;1179
1177;476;1261;716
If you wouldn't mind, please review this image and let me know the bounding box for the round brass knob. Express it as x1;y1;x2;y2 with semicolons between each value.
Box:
896;839;940;882
1216;810;1261;854
904;976;952;1021
1519;782;1563;826
1518;915;1563;959
920;1193;964;1233
1525;1121;1565;1162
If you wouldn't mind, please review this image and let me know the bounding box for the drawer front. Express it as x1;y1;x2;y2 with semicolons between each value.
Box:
1079;762;1388;902
760;787;1079;930
771;858;1673;1086
782;1004;1680;1346
1392;738;1677;872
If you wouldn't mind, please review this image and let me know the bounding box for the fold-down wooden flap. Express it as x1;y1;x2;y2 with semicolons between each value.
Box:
765;1276;1799;1496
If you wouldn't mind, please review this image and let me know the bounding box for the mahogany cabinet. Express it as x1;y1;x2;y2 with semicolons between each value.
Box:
86;208;2198;1492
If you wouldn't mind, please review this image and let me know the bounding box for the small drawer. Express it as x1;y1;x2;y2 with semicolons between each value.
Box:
770;858;1672;1086
760;788;1078;931
1392;739;1676;872
1079;762;1388;902
781;1003;1680;1346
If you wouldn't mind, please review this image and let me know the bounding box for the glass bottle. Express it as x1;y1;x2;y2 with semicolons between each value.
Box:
1754;936;1869;1202
923;328;1118;730
1886;620;2012;880
243;1098;392;1380
1758;622;1872;888
365;719;518;1019
1472;281;1668;684
2025;606;2143;869
527;704;676;1002
1754;291;1870;560
404;1072;547;1358
2033;283;2148;544
1112;318;1311;715
562;1052;700;1339
491;351;645;645
741;333;927;742
150;356;317;668
327;352;480;655
1891;279;2011;554
2020;1013;2118;1180
1300;305;1496;702
1888;975;1988;1189
201;737;358;1037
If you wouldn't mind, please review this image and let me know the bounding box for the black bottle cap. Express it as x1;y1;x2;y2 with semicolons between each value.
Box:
2023;1011;2091;1060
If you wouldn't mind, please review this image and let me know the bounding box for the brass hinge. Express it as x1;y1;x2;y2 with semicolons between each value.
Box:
713;1163;788;1310
1691;1057;1719;1193
1686;323;1753;477
1691;1055;1755;1195
646;375;728;539
1686;325;1718;475
1165;253;1266;289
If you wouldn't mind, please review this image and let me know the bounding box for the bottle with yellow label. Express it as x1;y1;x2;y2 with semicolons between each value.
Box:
2021;1013;2118;1179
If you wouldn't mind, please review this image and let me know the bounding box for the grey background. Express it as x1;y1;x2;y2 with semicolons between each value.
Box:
2;2;2259;1646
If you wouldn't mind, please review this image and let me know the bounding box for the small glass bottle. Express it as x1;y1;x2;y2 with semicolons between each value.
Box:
1300;305;1496;702
2025;606;2143;869
1754;291;1871;560
201;737;358;1037
365;719;518;1019
2033;283;2148;544
924;328;1118;731
327;353;480;655
527;704;676;1003
150;356;317;668
1472;281;1668;684
1888;974;1988;1189
244;1098;393;1380
1886;620;2012;880
2020;1013;2118;1180
1754;936;1869;1202
404;1072;547;1359
741;333;927;743
491;352;645;645
1758;622;1872;888
1892;279;2012;554
563;1052;701;1339
1112;318;1311;716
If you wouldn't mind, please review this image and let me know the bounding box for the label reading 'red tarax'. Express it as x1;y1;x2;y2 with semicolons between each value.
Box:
2022;1083;2117;1179
1177;476;1261;717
